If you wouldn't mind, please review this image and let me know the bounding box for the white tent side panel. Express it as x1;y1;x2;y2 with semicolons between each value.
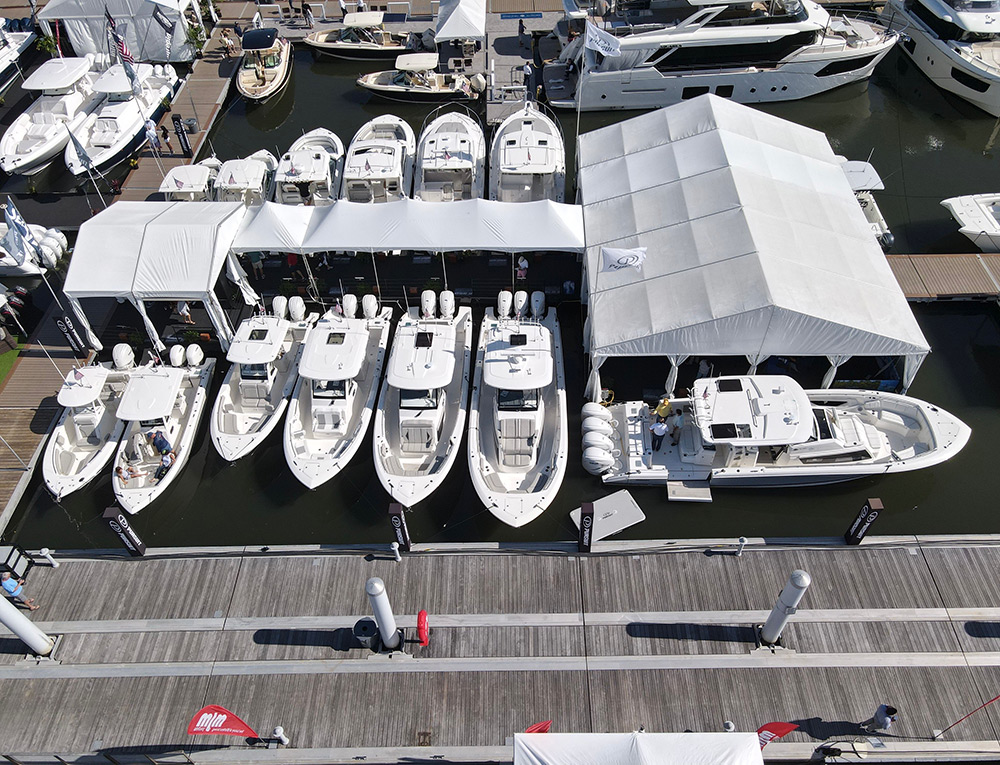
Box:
436;0;487;41
513;732;764;765
232;202;317;254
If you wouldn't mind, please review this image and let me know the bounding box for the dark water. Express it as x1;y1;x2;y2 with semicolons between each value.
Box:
7;46;1000;549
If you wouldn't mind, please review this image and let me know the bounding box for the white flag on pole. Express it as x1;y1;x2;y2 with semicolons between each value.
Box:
4;200;39;265
601;246;646;272
584;21;621;57
1;225;25;266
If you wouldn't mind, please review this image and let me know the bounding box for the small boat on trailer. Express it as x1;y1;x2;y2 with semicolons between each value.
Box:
236;27;293;104
275;128;346;207
357;53;485;103
941;193;1000;252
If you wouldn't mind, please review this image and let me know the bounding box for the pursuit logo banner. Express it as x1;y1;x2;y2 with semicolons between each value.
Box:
187;705;259;738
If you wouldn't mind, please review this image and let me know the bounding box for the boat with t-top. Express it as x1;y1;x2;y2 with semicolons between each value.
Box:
303;12;427;60
236;27;293;103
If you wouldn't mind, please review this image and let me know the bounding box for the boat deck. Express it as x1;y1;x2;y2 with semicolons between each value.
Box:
5;536;1000;761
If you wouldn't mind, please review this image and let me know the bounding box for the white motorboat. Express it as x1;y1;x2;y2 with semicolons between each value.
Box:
215;150;278;204
584;375;970;501
468;291;568;528
210;297;317;463
357;52;485;103
838;156;894;252
42;344;138;501
488;101;565;203
340;114;416;202
236;27;293;104
373;290;472;507
64;63;178;176
881;0;1000;116
414;107;486;201
544;0;898;112
0;56;104;176
275;128;346;206
158;157;223;201
113;344;216;514
0;25;36;90
284;294;392;488
303;12;424;60
941;193;1000;251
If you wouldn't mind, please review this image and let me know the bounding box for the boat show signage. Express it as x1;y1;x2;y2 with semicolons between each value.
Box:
388;502;411;551
172;114;193;159
187;704;259;738
102;506;146;557
53;313;88;357
843;498;883;545
578;502;594;553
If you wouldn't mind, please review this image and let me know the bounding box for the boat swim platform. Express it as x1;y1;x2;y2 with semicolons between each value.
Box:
887;252;1000;301
6;536;1000;761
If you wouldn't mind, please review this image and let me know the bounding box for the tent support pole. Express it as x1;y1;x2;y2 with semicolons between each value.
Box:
370;251;382;303
440;251;448;292
301;251;319;304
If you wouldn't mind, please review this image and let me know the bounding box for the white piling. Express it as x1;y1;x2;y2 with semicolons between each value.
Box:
760;569;811;645
365;576;400;650
390;542;401;562
736;537;747;557
272;726;290;746
38;548;60;568
0;596;54;656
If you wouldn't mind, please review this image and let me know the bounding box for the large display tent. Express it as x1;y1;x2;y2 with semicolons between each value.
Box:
513;732;765;765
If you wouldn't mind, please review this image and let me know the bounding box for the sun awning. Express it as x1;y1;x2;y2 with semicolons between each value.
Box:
435;0;486;41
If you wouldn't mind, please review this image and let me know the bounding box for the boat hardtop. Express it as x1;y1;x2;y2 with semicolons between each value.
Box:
298;321;371;381
57;366;111;407
395;52;439;71
117;366;184;421
158;159;222;200
93;63;152;94
482;322;554;390
346;10;386;26
22;56;93;91
839;159;885;193
387;322;457;389
277;149;331;184
217;156;271;190
347;144;400;177
690;375;814;446
242;27;279;49
226;315;291;365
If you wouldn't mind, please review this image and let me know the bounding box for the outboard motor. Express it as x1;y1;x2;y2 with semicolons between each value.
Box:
186;343;205;367
470;73;487;93
531;291;546;320
6;293;24;311
342;294;358;318
11;285;30;305
878;231;895;252
497;290;513;319
582;446;615;475
420;290;436;319
582;430;614;452
272;295;288;319
38;243;58;269
44;228;68;252
513;290;528;318
112;343;136;370
582;416;614;438
163;64;177;80
169;344;186;367
439;290;455;320
581;402;612;421
153;64;164;77
361;294;378;319
288;296;306;322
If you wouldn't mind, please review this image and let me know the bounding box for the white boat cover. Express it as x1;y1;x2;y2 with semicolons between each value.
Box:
513;732;764;765
38;0;199;62
231;199;584;253
577;95;929;391
64;202;259;353
436;0;486;41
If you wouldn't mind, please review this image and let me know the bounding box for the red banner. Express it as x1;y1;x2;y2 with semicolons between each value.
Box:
756;722;798;749
525;720;552;733
187;705;259;738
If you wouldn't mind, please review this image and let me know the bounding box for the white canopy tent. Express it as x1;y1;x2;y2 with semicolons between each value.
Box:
435;0;487;41
578;95;930;398
514;732;764;765
38;0;199;63
64;202;258;353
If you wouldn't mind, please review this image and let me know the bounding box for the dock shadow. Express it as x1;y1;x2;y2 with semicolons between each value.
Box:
626;622;757;645
790;717;867;740
0;636;27;655
253;627;360;652
964;622;1000;639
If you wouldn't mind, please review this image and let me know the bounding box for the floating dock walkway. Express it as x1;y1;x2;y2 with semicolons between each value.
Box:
887;253;1000;301
4;535;1000;761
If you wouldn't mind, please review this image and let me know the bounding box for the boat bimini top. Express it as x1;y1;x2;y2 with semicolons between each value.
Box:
298;322;369;381
241;28;279;51
482;323;552;390
117;367;185;421
57;366;110;407
395;52;438;72
344;11;385;27
691;375;814;447
22;56;92;92
387;322;456;389
226;316;290;365
93;63;152;95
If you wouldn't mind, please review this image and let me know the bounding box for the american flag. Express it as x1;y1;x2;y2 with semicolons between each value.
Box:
73;367;85;382
174;176;185;189
104;5;116;31
228;173;236;184
364;159;371;172
114;31;134;64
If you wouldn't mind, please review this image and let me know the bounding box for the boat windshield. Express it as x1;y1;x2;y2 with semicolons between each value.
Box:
139;417;167;429
313;379;347;399
241;363;269;380
400;388;437;409
942;0;1000;12
497;388;539;411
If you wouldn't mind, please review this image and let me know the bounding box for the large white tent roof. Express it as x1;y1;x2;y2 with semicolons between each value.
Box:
514;732;764;765
436;0;486;41
579;95;929;366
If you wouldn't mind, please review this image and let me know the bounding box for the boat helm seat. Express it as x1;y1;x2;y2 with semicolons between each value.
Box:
238;380;270;404
31;111;59;126
312;409;342;434
73;410;101;445
498;417;536;469
400;423;434;453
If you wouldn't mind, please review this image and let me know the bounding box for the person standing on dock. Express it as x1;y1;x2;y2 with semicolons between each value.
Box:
304;3;315;28
523;62;532;91
339;0;347;17
862;704;898;733
518;19;527;49
357;0;367;12
1;572;38;611
159;125;173;155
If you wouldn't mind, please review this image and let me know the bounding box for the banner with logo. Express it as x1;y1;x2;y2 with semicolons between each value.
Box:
187;705;259;738
584;21;621;57
756;722;798;749
601;246;646;273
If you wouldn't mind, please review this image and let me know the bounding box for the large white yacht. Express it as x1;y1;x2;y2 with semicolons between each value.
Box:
489;101;565;203
43;344;138;501
284;294;393;488
158;157;223;202
543;0;898;111
275;128;345;206
0;56;104;176
414;108;486;201
941;193;1000;251
210;297;316;463
584;375;970;501
373;290;472;507
215;150;278;204
113;344;216;514
64;63;178;175
340;115;416;202
303;12;417;60
468;291;568;528
881;0;1000;115
236;27;293;104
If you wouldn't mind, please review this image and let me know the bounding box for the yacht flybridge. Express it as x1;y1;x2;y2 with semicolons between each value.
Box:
158;157;223;201
0;56;104;176
284;294;393;488
211;298;316;463
542;0;898;111
488;101;565;203
113;345;216;514
275;128;345;206
882;0;1000;115
43;345;138;501
340;115;416;202
373;290;472;507
236;27;293;103
468;291;568;528
414;108;486;201
584;375;970;501
215;150;278;203
941;193;1000;251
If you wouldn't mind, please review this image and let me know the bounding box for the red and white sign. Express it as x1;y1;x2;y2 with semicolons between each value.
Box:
187;705;259;738
756;722;798;749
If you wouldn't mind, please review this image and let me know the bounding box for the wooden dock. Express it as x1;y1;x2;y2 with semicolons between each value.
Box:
4;536;1000;761
887;253;1000;301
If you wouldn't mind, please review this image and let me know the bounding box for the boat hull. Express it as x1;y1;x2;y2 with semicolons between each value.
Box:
357;82;477;104
304;41;408;60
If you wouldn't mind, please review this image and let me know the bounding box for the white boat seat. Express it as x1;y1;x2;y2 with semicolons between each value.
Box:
91;119;119;148
312;409;342;433
238;380;270;404
73;411;101;445
498;417;536;469
126;432;156;463
400;423;434;453
31;111;59;126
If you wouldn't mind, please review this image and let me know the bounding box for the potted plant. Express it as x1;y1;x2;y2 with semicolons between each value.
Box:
183;329;200;343
35;35;58;57
186;24;206;57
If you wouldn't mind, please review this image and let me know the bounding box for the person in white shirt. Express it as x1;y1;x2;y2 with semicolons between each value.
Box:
649;417;669;451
